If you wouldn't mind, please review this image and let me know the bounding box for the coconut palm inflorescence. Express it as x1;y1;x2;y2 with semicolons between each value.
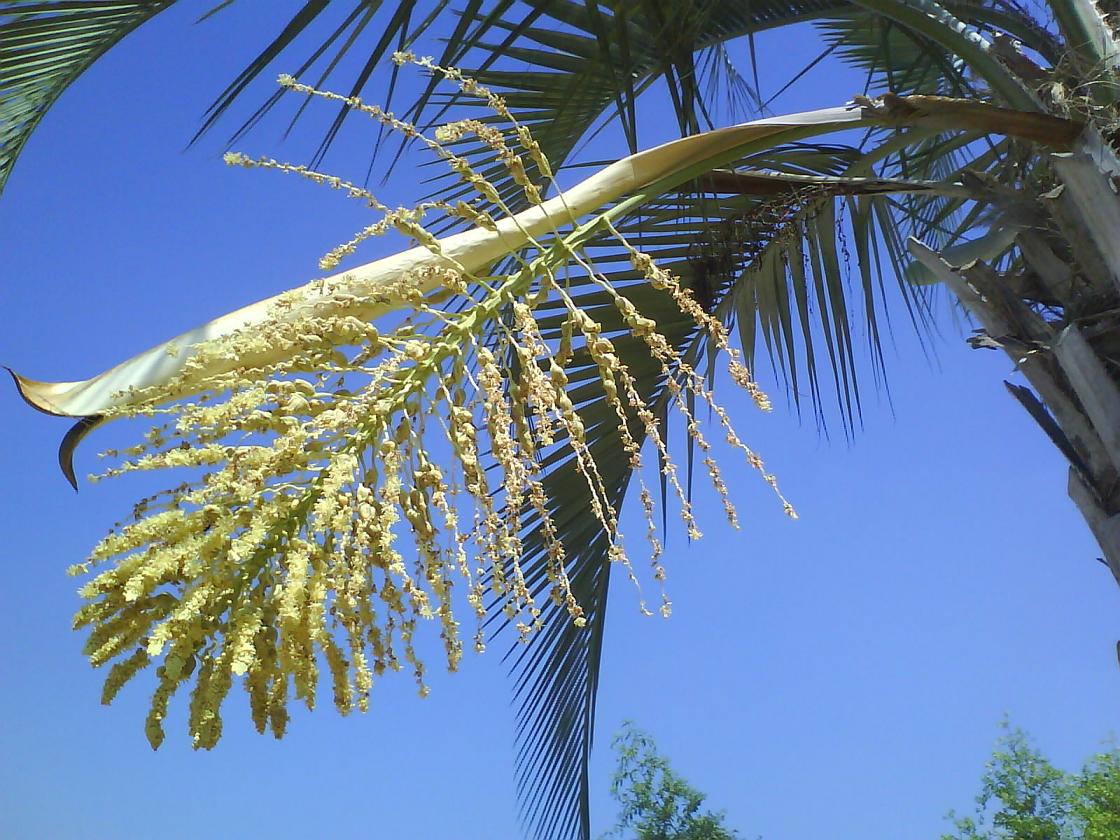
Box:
47;59;796;750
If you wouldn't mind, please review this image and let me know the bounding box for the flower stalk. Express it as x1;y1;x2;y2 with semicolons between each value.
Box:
6;60;1086;749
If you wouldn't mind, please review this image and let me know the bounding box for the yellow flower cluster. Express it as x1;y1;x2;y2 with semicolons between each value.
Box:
76;60;793;749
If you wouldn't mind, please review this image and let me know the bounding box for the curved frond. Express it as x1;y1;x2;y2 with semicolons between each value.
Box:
192;0;438;163
0;0;176;195
494;141;984;839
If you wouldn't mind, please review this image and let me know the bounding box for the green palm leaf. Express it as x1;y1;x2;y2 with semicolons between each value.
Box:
0;0;176;194
495;151;984;839
0;0;436;195
497;215;729;840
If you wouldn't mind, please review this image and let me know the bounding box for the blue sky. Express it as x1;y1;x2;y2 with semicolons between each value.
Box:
1;3;1117;838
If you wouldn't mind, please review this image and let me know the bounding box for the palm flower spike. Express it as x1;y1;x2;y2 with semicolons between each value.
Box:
7;57;1083;748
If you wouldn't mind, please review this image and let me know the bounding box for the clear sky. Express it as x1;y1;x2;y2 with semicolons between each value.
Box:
1;3;1117;839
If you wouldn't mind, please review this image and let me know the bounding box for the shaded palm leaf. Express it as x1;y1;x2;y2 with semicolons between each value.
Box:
488;60;1078;833
193;0;439;166
0;0;176;194
498;224;728;840
0;0;440;194
495;148;989;839
413;0;860;213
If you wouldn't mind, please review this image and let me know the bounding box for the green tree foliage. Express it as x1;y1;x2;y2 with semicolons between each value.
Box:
944;724;1120;840
604;723;1120;840
605;723;741;840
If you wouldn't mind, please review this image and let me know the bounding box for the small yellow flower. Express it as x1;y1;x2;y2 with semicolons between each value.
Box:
71;63;792;751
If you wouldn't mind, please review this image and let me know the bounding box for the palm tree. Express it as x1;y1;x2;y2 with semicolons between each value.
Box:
4;2;1120;839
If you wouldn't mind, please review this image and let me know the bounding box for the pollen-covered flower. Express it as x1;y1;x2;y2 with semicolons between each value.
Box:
48;61;796;750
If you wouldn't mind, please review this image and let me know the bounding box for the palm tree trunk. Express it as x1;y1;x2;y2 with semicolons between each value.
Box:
909;131;1120;595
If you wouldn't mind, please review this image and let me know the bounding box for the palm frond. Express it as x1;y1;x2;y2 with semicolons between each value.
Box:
414;0;1063;220
499;219;726;840
0;0;176;195
504;272;700;840
849;0;1038;109
494;145;984;838
492;80;1085;830
817;1;1063;98
414;0;859;213
191;0;438;162
815;10;977;98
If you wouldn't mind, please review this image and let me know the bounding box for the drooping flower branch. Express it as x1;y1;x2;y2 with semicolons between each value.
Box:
7;58;1085;749
59;61;804;750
